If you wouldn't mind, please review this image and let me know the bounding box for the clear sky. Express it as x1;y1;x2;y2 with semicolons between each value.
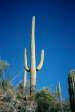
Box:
0;0;75;99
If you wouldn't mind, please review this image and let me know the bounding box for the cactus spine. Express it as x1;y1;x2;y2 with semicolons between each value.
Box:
68;70;75;112
24;16;44;95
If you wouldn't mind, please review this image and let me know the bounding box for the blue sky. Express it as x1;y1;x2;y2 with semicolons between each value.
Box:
0;0;75;98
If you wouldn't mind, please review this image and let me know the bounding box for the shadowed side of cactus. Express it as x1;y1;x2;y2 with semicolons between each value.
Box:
24;16;44;95
68;70;75;112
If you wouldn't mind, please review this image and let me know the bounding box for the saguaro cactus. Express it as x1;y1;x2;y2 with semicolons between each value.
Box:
24;16;44;95
68;70;75;112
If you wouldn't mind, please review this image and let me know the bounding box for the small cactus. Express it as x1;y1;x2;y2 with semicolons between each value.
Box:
56;82;63;112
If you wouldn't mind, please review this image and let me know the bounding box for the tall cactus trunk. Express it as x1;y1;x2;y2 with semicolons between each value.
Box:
23;69;26;94
24;16;44;95
23;49;27;94
68;70;75;112
30;16;36;94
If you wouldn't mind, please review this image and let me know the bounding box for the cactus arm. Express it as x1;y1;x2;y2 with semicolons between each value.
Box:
36;50;44;71
24;48;30;72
